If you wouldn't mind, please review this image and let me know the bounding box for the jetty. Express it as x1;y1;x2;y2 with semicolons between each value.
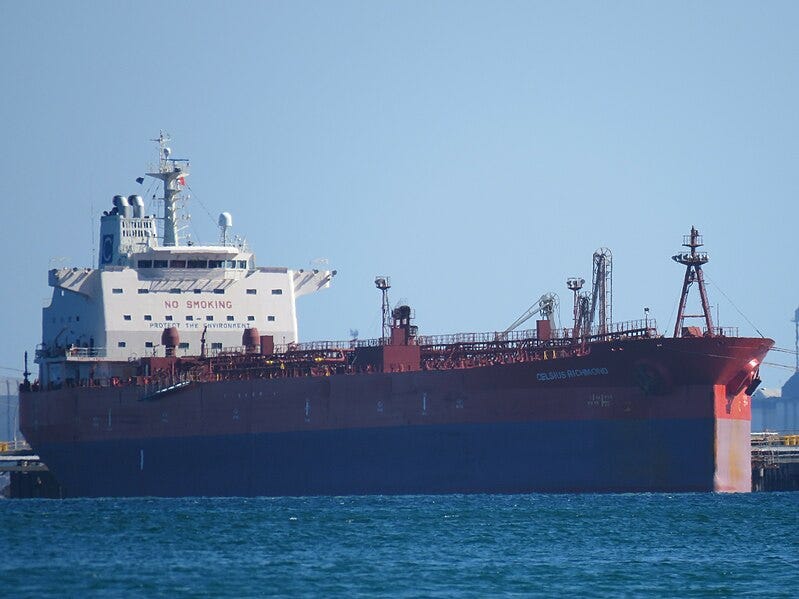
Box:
0;440;62;498
751;433;799;491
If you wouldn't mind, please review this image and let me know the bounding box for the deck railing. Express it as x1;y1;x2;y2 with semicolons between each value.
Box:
0;440;32;454
270;319;659;354
36;346;108;360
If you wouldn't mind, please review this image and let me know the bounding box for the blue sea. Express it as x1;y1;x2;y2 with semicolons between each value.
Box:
1;493;797;597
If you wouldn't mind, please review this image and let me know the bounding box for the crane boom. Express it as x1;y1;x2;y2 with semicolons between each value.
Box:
501;293;558;338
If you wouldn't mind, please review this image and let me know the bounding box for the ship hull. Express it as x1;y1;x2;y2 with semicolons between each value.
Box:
20;336;771;497
34;418;721;497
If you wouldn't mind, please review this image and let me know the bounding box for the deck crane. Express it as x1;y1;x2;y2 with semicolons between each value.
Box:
498;293;559;340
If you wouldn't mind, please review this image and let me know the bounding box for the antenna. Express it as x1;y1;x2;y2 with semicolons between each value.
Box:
146;132;190;247
90;202;95;268
793;307;799;372
23;351;30;391
5;379;9;443
672;226;714;337
375;276;391;344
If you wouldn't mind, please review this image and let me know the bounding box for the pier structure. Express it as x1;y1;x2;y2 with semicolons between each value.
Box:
751;433;799;491
0;440;62;498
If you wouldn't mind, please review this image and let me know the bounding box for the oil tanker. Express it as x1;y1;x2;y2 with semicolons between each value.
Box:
19;135;773;496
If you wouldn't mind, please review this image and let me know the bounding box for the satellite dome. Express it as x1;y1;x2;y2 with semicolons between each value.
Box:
218;212;233;228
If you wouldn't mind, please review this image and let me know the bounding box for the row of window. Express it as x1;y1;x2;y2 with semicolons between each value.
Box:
123;314;277;322
137;259;248;269
117;288;283;295
118;341;223;350
122;229;151;238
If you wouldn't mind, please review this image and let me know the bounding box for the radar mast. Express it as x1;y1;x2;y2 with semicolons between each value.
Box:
146;132;189;246
672;226;714;337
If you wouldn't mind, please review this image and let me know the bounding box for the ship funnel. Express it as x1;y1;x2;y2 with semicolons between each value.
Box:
390;305;417;345
112;194;132;218
128;195;145;218
113;196;132;218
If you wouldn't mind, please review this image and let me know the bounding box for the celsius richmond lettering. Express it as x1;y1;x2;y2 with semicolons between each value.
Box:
536;367;609;381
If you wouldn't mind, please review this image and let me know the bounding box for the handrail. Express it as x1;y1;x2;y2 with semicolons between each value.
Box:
274;319;659;353
0;440;32;454
36;345;108;359
706;326;739;337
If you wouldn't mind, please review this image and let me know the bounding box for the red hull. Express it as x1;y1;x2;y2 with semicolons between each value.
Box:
20;335;772;496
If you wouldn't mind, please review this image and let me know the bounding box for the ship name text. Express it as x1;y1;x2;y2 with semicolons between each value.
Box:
537;367;609;382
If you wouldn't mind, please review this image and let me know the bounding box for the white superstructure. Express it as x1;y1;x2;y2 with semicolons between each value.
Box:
37;134;335;385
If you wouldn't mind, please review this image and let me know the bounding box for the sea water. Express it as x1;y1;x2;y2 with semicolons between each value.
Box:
1;493;797;597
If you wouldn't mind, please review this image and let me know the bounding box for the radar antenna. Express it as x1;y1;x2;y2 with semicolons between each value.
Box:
672;226;714;337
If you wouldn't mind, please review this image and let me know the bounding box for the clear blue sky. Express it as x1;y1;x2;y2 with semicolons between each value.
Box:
1;1;797;388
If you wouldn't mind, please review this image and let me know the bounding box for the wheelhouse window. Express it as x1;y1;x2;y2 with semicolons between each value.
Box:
187;260;207;268
138;260;153;268
153;260;168;268
208;260;224;268
237;260;248;269
170;260;186;268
